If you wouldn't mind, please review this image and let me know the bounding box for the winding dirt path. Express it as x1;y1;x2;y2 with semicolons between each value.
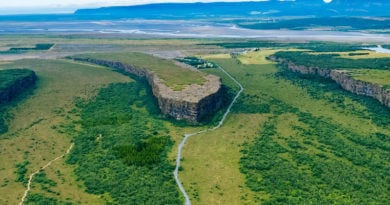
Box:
173;64;244;205
19;143;74;205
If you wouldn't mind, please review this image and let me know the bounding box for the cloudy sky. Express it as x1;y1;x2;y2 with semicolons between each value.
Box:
0;0;276;14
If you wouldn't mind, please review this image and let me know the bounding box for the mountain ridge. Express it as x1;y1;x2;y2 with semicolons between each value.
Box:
75;1;390;19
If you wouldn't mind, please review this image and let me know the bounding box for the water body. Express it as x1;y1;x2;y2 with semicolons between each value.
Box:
1;19;390;42
363;45;390;53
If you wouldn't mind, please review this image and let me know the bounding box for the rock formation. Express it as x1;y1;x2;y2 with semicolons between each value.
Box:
70;57;223;122
0;69;37;104
330;70;390;108
270;56;390;108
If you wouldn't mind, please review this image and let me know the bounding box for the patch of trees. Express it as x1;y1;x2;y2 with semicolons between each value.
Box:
67;80;181;204
0;69;36;103
273;51;390;70
33;171;58;195
176;56;217;69
14;160;29;185
231;93;270;114
276;67;390;127
201;41;367;52
115;136;172;166
240;97;390;204
239;63;390;204
238;17;390;31
0;44;54;54
348;52;369;56
25;193;71;205
0;69;37;134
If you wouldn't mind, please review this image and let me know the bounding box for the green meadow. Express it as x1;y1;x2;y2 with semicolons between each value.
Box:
0;37;389;204
0;58;130;204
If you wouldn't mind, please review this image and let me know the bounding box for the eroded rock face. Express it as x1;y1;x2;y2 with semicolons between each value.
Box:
330;70;390;108
269;56;332;77
0;70;37;104
271;56;390;108
70;57;223;122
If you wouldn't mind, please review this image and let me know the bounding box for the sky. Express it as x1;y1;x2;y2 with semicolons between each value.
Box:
0;0;279;15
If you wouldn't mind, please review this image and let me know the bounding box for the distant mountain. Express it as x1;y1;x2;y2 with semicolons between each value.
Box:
75;0;390;19
0;0;388;34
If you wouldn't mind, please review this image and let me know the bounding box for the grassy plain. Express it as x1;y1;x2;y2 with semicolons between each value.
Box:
0;59;130;204
176;49;390;204
349;69;390;90
1;36;389;204
74;52;206;90
234;49;305;65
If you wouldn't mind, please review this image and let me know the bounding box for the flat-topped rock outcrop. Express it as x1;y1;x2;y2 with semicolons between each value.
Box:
70;55;223;122
270;56;390;108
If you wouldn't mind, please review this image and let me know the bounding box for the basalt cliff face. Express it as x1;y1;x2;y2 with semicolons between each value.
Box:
330;70;390;108
70;57;223;122
0;70;37;104
270;56;390;108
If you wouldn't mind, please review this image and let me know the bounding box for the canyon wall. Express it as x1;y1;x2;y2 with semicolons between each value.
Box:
271;56;390;108
330;70;390;108
70;57;223;122
0;69;37;104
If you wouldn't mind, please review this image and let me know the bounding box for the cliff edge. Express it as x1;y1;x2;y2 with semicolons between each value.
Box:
70;56;223;122
0;69;37;104
270;56;390;108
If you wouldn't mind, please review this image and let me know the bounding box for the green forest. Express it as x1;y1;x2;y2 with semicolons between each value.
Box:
67;79;181;204
0;69;36;98
202;41;368;52
176;56;217;69
237;17;390;31
0;44;54;54
239;66;390;204
272;51;390;70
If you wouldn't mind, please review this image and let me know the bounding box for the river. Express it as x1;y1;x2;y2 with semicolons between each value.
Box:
363;45;390;53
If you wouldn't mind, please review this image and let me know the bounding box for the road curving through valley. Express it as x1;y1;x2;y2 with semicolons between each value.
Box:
173;64;244;205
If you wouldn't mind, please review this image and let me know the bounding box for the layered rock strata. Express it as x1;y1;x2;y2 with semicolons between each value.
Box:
330;70;390;108
70;57;223;122
270;56;390;108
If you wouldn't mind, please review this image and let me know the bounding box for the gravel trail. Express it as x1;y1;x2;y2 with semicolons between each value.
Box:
173;64;244;205
19;143;74;205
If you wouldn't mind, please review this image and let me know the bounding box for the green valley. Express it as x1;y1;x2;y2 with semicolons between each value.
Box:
0;36;389;205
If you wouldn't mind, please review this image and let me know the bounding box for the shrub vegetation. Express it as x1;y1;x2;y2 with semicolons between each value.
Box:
67;79;181;204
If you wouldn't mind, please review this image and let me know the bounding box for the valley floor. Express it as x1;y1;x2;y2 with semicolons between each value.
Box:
0;37;389;204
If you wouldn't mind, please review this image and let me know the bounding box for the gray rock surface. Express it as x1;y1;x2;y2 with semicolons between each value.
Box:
271;56;390;108
71;57;223;122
